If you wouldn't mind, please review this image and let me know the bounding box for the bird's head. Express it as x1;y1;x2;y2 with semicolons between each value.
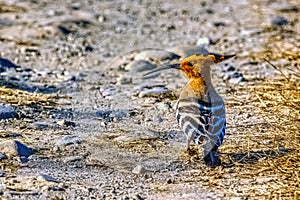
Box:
143;53;235;80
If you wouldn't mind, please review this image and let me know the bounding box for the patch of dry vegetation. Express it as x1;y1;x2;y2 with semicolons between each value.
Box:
0;86;57;109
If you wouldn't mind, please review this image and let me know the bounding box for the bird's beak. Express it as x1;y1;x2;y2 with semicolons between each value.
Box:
210;53;236;63
143;63;181;77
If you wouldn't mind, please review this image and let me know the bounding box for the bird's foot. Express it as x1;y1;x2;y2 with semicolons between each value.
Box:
185;146;198;156
203;150;221;168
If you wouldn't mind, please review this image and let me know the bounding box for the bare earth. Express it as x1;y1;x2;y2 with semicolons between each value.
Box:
0;0;299;199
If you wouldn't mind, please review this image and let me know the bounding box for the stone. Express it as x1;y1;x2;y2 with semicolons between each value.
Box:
113;130;159;143
132;165;146;174
134;50;180;62
101;88;116;97
138;87;169;98
0;153;7;160
55;135;84;146
270;16;288;26
57;120;76;127
0;140;32;158
0;170;5;177
29;122;49;130
38;173;60;183
0;57;20;73
169;45;208;58
96;110;129;122
196;37;210;46
270;2;298;12
63;155;84;163
0;104;19;120
117;76;133;85
125;60;157;73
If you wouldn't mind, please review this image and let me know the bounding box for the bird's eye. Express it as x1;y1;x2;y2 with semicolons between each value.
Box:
186;62;193;67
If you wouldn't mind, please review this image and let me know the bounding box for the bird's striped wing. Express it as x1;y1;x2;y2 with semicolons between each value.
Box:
176;97;226;151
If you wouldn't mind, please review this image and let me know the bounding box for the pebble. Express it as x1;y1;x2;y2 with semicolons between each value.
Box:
220;64;246;84
125;60;157;73
0;104;19;120
270;16;289;26
63;155;84;163
0;140;32;158
137;82;167;90
0;170;5;177
132;165;146;174
96;110;128;122
133;50;180;62
101;88;116;97
169;45;208;58
57;119;76;127
0;153;7;160
138;87;169;98
196;37;210;46
117;76;133;85
55;135;84;146
38;173;60;183
29;122;49;130
113;130;159;143
270;2;298;12
0;57;20;73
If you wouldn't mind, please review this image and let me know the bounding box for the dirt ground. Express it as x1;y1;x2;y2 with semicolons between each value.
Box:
0;0;299;199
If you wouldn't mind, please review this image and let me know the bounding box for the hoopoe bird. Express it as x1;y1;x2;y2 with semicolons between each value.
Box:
144;54;235;167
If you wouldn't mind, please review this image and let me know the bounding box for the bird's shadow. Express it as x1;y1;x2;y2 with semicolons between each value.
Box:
222;147;293;167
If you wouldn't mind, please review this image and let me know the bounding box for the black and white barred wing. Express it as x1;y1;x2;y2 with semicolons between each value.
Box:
176;97;226;150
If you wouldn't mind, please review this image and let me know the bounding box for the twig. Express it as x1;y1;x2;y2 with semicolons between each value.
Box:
264;59;289;80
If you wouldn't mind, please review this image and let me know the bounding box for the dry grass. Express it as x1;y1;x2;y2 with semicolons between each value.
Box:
0;86;58;109
216;62;300;199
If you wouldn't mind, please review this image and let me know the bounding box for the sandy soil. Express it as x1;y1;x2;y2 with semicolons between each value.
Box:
0;0;299;199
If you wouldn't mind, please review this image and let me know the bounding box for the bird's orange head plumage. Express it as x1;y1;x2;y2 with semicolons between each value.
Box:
143;53;235;80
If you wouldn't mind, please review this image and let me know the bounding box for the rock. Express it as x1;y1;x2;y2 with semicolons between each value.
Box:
0;57;20;73
55;135;84;146
125;60;157;73
169;45;208;58
0;153;7;160
63;155;84;163
96;110;129;122
138;87;169;98
0;170;5;177
133;50;180;62
132;165;146;174
270;16;289;26
38;173;60;183
196;37;210;46
0;104;19;120
133;194;144;200
117;76;133;85
213;21;226;27
137;82;167;90
101;88;116;97
113;130;159;143
57;120;76;127
29;122;49;130
270;2;298;12
0;140;32;158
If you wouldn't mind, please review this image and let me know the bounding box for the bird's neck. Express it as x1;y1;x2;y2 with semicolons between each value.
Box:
186;74;217;100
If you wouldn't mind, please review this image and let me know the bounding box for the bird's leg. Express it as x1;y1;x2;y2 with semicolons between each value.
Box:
203;144;221;168
185;140;192;154
186;140;191;151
